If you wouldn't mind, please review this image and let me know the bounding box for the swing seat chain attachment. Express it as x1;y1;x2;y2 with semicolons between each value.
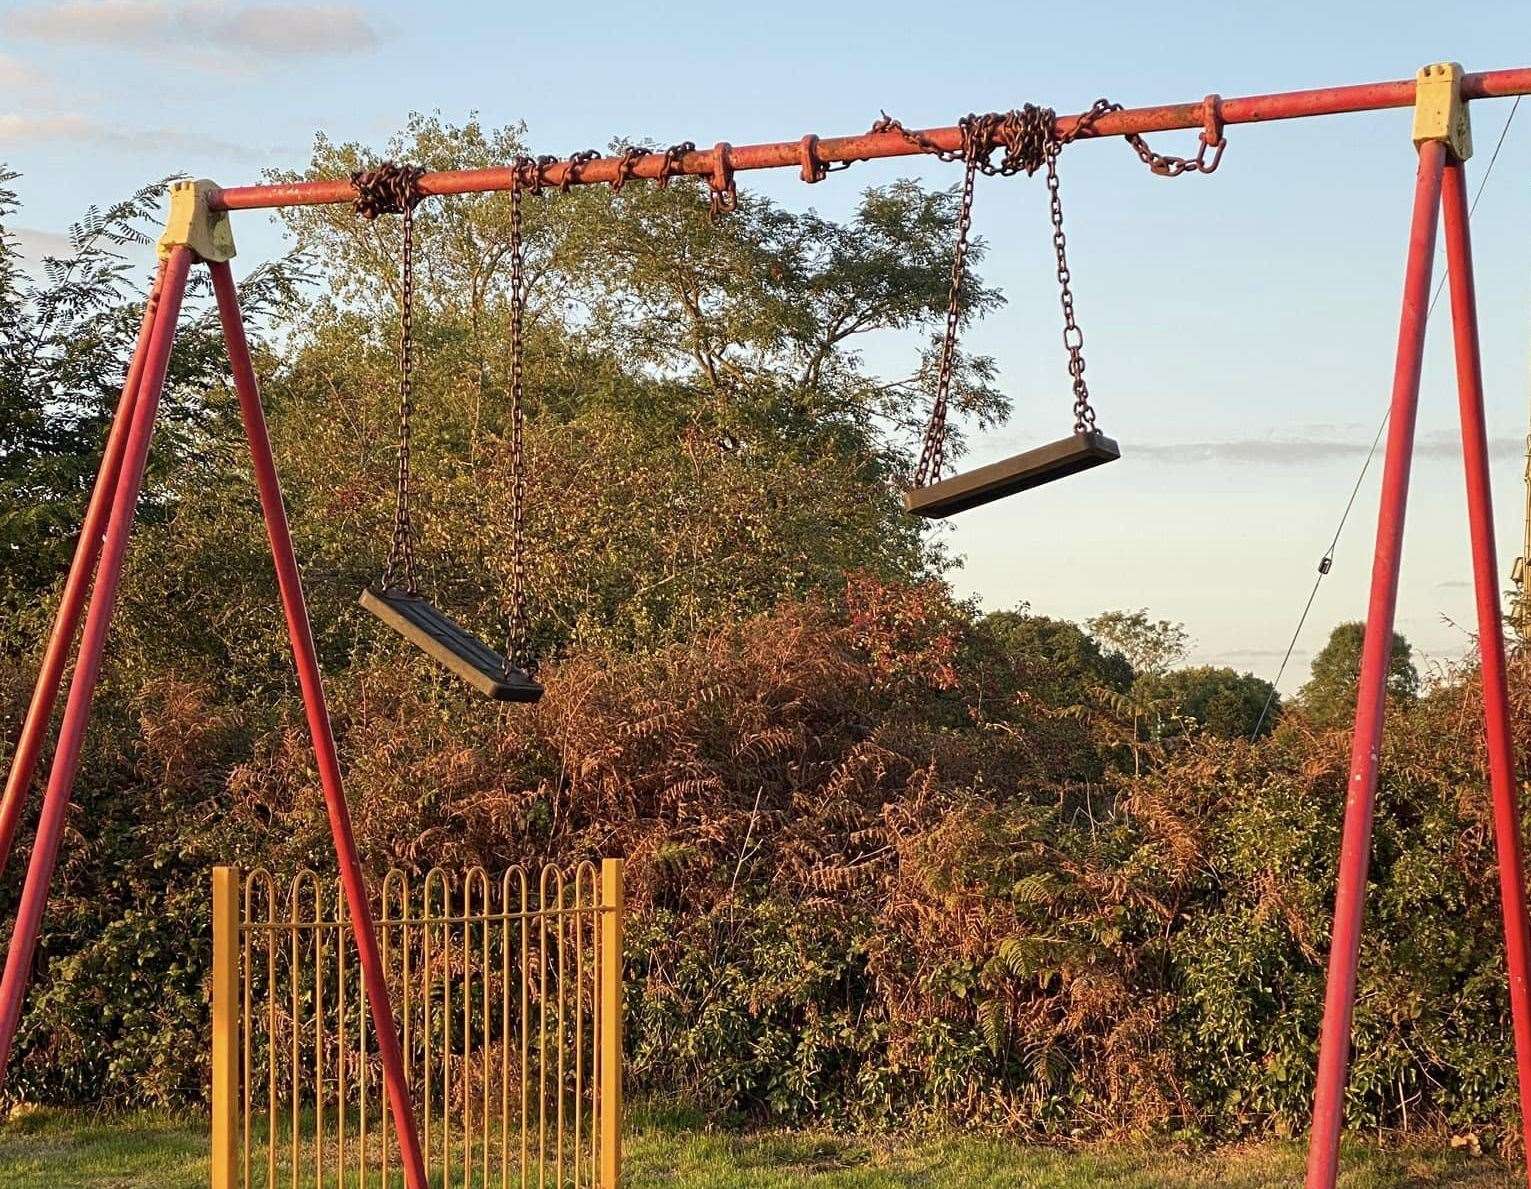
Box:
1119;93;1227;177
888;97;1229;518
351;160;543;702
352;162;427;595
881;103;1112;493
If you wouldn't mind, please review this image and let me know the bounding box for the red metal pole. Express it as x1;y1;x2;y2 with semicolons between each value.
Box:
207;261;428;1189
0;245;193;1081
1304;139;1446;1188
206;66;1531;212
1442;155;1531;1179
0;261;169;878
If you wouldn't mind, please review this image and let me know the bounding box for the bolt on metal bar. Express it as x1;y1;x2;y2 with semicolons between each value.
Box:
206;66;1531;212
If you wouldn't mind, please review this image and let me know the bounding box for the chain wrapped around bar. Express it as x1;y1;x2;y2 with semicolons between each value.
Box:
561;149;601;193
505;157;534;676
886;105;1109;487
352;161;427;590
655;142;695;189
610;145;646;192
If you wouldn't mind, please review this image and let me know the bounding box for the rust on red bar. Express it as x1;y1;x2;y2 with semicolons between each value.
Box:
208;66;1531;212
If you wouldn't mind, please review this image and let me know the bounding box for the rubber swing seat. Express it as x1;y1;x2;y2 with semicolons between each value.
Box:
360;587;543;703
903;431;1120;519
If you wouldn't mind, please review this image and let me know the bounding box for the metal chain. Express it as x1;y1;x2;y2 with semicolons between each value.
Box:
1051;95;1227;176
914;145;978;486
353;162;426;592
505;159;533;676
387;202;420;590
902;107;1103;485
1044;141;1095;434
888;98;1226;482
1112;94;1227;177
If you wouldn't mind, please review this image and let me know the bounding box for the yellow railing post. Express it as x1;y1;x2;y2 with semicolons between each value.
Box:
599;858;624;1188
210;866;239;1189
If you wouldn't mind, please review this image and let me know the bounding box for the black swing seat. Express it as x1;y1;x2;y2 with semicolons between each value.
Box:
903;431;1120;520
360;587;543;703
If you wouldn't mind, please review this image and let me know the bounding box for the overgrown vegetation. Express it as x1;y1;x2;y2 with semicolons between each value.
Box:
0;120;1522;1157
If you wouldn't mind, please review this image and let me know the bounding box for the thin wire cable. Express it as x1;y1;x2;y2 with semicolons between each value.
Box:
1251;97;1521;738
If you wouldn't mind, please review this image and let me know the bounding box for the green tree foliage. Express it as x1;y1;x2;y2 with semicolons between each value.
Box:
0;173;307;604
1139;665;1281;740
1300;621;1419;728
979;608;1134;706
1086;609;1190;679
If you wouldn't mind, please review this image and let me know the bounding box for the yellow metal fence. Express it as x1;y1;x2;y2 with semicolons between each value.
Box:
211;861;623;1188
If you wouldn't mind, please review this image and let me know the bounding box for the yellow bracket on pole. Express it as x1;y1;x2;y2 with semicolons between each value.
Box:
156;178;236;263
1412;62;1473;161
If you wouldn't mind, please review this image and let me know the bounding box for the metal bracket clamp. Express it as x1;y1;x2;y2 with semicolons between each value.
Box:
1412;61;1472;160
156;178;236;263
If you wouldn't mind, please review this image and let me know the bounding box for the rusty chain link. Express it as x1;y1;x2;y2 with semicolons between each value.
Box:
1113;93;1227;177
878;99;1226;484
561;149;601;192
1046;128;1095;434
353;162;426;591
913;135;978;485
655;141;695;188
708;142;738;218
505;158;534;677
610;145;646;191
888;107;1107;485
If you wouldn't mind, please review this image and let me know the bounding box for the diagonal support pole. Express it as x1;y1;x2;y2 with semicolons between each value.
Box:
0;245;194;1080
1305;137;1446;1188
1441;153;1531;1182
0;261;169;878
207;261;428;1189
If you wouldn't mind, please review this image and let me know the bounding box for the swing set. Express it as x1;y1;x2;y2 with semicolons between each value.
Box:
0;61;1528;1189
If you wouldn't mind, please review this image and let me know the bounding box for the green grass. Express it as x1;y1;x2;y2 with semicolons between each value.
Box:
0;1104;1517;1187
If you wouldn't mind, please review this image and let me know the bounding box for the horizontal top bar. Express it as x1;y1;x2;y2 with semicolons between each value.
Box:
209;66;1531;212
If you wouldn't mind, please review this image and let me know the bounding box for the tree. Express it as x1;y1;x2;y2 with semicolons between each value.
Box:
0;169;305;597
258;115;1023;656
273;114;1011;478
1138;665;1280;739
1086;609;1190;679
979;608;1134;708
1299;621;1418;728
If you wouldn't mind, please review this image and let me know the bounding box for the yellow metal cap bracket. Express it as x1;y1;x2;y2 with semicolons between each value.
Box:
156;178;236;263
1412;62;1472;160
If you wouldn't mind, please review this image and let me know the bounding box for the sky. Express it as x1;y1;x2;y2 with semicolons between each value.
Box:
3;1;1531;691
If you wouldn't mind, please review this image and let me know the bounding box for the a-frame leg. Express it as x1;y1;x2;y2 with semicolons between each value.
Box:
1305;138;1447;1187
0;260;170;876
1441;153;1531;1184
208;261;429;1189
0;245;195;1078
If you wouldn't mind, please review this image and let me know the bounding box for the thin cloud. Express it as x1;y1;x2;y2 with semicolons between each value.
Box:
1212;648;1307;663
8;227;113;281
0;51;51;94
11;228;73;261
0;111;289;162
6;1;382;58
1132;429;1521;466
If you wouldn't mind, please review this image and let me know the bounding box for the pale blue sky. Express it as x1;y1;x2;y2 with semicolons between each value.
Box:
4;1;1531;688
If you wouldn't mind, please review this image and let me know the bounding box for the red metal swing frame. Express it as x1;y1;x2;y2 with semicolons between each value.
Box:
0;62;1529;1189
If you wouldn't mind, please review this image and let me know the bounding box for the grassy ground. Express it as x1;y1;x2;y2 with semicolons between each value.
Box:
0;1105;1518;1187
